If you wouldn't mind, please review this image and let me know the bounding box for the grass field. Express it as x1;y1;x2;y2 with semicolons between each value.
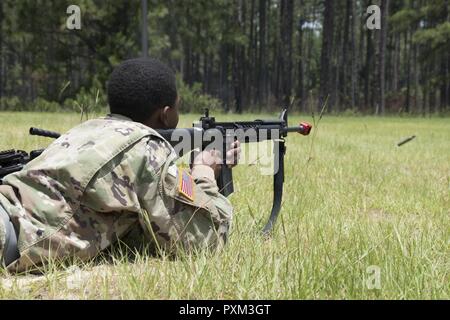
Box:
0;111;449;299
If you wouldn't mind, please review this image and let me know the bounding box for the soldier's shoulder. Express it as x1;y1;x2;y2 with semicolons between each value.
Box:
143;135;174;172
64;116;175;172
118;134;173;178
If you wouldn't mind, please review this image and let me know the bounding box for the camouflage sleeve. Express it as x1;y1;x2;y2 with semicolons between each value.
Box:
137;138;233;253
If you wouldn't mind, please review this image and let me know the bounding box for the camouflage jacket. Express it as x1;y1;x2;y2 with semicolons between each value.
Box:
0;114;232;273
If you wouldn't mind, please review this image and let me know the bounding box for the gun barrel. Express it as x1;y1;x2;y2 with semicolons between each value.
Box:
287;122;312;136
29;128;61;139
158;122;312;149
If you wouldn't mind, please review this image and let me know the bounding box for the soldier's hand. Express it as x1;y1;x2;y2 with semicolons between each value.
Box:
192;149;222;178
192;141;241;178
225;140;241;168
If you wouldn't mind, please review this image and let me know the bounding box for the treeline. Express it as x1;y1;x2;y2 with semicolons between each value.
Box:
0;0;449;114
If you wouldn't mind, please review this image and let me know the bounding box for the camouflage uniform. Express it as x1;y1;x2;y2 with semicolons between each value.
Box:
0;114;232;273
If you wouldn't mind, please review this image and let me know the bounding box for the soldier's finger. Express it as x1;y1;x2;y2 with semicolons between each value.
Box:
231;140;241;149
226;147;241;166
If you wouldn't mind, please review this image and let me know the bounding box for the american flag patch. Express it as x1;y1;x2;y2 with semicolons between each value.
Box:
178;169;195;201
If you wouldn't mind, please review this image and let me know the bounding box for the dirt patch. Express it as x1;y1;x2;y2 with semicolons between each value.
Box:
365;209;392;223
0;264;115;299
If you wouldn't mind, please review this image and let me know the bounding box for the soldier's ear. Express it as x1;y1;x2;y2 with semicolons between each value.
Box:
160;106;179;129
160;106;171;128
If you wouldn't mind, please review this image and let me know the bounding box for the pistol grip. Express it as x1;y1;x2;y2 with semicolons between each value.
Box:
217;165;234;197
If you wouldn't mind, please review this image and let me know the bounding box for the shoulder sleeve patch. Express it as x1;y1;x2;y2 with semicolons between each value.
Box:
160;159;213;210
178;169;195;202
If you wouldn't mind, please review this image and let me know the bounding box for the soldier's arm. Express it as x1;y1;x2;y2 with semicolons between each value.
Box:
137;138;233;253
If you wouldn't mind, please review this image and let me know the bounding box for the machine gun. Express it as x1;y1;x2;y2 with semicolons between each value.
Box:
0;109;311;234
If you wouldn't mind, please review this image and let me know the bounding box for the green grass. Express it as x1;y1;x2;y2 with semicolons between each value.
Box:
0;111;449;299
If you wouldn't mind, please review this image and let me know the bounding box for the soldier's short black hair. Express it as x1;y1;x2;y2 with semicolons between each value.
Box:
107;58;177;121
